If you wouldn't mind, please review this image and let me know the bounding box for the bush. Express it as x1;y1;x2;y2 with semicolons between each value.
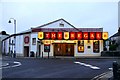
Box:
109;44;117;51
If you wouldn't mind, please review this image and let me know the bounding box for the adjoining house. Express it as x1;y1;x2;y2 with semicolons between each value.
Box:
109;28;120;51
0;31;9;55
2;18;108;57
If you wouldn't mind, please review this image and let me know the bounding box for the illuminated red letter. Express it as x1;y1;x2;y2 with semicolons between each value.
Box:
83;32;88;40
57;32;62;40
77;32;82;40
96;32;101;40
70;32;75;40
45;32;50;39
51;32;56;39
90;32;95;40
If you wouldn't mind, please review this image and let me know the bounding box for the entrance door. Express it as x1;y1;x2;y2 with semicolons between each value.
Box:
54;43;74;56
24;46;29;57
65;44;74;56
54;44;62;56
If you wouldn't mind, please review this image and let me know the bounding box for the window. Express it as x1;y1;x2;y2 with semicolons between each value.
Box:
78;40;84;52
32;38;36;45
93;40;99;53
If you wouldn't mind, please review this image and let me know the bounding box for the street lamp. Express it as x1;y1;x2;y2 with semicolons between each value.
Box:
8;18;16;58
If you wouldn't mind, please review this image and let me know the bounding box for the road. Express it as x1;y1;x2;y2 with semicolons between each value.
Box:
1;56;120;79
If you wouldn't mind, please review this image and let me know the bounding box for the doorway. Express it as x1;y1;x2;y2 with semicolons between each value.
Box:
54;43;74;56
24;46;29;57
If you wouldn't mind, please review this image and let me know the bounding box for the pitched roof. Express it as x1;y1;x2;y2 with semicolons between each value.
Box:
110;28;120;38
2;29;31;41
110;32;120;38
2;18;103;41
33;18;81;31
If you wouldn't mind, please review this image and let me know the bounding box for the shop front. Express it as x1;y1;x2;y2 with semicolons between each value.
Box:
38;31;108;57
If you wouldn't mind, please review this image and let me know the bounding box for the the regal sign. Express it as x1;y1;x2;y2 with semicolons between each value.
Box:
38;32;108;40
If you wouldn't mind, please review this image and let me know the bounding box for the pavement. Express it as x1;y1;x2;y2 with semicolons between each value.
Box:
18;56;120;59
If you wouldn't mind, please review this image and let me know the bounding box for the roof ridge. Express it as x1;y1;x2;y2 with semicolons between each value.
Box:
32;18;81;31
33;18;63;29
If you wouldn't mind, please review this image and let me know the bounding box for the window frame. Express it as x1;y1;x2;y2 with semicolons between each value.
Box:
32;38;36;45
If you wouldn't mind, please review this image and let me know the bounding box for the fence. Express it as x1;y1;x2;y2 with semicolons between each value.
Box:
101;51;120;57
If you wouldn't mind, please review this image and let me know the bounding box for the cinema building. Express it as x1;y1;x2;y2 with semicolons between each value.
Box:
2;19;108;57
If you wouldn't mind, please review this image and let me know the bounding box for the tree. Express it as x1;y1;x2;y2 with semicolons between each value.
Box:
109;40;118;51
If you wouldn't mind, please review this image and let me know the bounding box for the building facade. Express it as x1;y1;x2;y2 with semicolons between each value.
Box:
0;31;9;55
108;28;120;51
2;19;108;57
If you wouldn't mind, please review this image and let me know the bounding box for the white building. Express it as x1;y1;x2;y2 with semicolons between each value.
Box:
0;31;9;55
2;19;108;57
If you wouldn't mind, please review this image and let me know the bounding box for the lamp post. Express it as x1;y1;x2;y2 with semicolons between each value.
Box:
8;18;16;58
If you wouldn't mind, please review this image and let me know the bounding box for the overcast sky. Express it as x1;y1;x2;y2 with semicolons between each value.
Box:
0;0;119;37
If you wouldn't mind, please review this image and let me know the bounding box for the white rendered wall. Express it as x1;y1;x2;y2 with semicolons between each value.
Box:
23;34;30;57
2;38;9;55
41;20;73;28
15;35;23;56
5;39;9;55
2;35;24;56
30;32;38;55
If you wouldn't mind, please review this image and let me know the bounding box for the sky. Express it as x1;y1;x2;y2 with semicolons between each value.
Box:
0;0;119;37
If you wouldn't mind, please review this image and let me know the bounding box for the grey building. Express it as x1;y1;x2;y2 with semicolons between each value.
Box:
109;28;120;51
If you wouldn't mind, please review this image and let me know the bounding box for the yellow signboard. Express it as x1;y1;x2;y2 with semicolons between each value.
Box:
64;32;69;39
38;32;44;39
102;32;108;40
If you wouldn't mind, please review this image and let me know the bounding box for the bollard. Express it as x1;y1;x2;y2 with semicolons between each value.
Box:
48;52;49;59
118;64;120;79
36;52;37;58
113;61;118;80
13;53;16;58
42;52;43;58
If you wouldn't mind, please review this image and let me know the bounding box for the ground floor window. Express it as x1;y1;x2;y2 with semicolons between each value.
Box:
78;40;84;52
93;40;99;53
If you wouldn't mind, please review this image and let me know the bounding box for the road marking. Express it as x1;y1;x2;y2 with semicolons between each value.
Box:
91;71;112;80
0;63;9;69
109;67;113;71
74;61;100;70
0;61;21;69
11;61;22;67
2;63;9;67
